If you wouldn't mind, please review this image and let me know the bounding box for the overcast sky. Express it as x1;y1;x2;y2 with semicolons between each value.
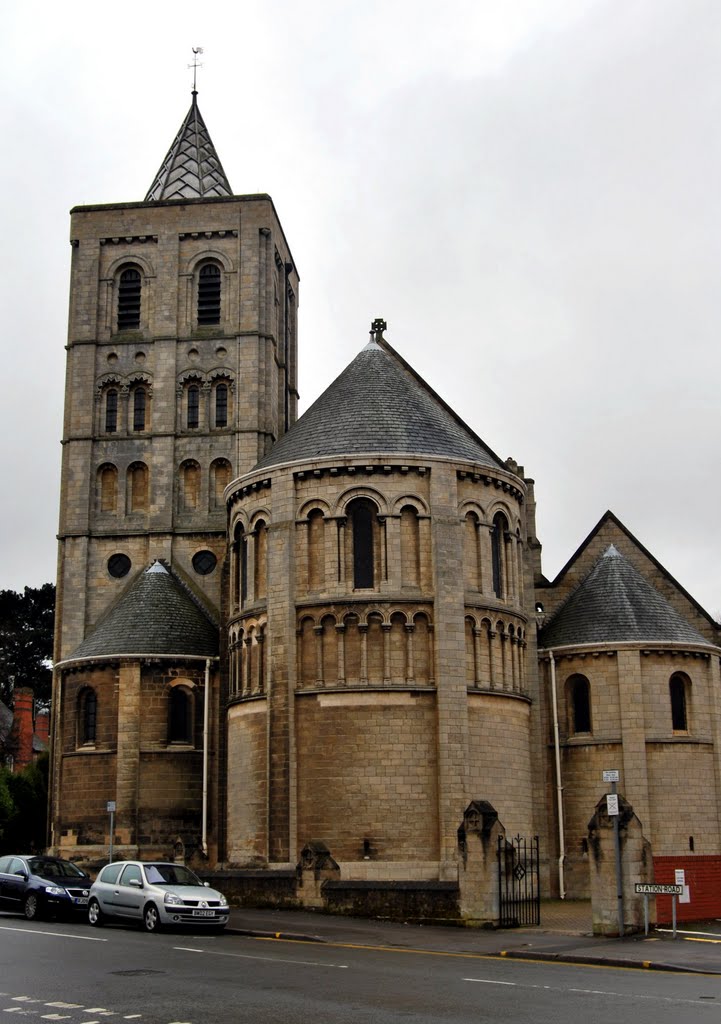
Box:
2;0;719;617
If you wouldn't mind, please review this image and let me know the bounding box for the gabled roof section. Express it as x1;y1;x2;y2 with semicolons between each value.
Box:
145;92;232;202
254;335;506;471
59;562;218;664
539;545;713;649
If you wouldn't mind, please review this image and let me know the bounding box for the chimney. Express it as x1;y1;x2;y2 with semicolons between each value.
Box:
10;687;34;772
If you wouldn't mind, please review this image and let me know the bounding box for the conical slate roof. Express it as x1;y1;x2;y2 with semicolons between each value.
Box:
60;562;218;664
539;545;711;648
255;338;505;471
145;93;232;201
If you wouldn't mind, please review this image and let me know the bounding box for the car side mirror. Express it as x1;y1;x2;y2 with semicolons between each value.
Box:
15;870;28;879
128;878;143;888
204;882;209;887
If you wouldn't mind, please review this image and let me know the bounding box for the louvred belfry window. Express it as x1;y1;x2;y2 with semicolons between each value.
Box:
117;268;141;330
198;264;221;325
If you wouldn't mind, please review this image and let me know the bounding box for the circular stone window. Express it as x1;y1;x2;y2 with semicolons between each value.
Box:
192;550;217;576
108;553;131;578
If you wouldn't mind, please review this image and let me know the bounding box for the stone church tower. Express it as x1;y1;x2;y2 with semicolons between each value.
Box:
50;91;298;860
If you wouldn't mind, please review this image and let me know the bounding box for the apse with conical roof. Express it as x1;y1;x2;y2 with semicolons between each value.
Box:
539;545;712;648
145;91;233;201
254;324;506;472
59;562;219;665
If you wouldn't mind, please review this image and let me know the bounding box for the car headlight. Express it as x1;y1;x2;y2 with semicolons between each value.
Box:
219;895;228;907
44;886;67;897
164;892;183;906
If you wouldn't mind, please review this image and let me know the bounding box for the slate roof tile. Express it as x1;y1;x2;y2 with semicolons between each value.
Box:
145;93;232;202
255;339;505;471
61;562;218;663
539;545;712;648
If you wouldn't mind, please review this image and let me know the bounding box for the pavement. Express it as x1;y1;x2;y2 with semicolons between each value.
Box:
225;900;721;975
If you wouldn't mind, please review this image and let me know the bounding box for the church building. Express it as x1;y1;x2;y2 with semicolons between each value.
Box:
49;92;721;922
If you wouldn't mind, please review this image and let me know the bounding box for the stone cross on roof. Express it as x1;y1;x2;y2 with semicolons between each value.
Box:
370;318;387;344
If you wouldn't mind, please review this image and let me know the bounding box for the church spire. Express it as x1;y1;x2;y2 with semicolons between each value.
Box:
145;90;233;202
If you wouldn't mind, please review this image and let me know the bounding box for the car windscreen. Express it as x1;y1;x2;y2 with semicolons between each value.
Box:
144;864;201;886
28;858;86;878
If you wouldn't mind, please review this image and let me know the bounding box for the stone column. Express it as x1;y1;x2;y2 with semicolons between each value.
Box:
266;472;297;865
430;464;470;878
116;661;141;853
617;649;651;832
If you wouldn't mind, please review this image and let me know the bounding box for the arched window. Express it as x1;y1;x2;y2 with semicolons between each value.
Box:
98;463;118;513
400;505;420;587
348;497;377;589
197;263;221;325
117;267;141;331
127;462;149;512
670;673;689;732
187;384;200;429
491;511;508;598
214;382;228;428
78;689;97;745
168;687;192;744
254;519;268;601
232;522;247;609
132;386;147;432
210;458;232;509
464;512;482;591
568;674;591;734
180;460;201;511
105;388;118;433
307;508;325;592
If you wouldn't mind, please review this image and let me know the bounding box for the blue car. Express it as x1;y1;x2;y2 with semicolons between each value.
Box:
0;855;91;920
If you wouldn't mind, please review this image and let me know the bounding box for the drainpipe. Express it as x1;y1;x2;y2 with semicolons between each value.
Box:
202;658;210;858
549;650;566;899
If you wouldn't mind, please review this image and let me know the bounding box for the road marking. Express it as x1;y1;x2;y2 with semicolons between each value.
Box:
45;1006;83;1011
464;978;516;985
464;977;721;1006
173;946;348;969
11;999;41;1004
0;927;105;943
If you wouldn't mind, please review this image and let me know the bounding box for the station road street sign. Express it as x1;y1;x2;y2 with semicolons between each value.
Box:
634;883;683;895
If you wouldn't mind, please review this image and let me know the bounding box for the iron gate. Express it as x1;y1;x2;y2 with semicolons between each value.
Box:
498;834;540;927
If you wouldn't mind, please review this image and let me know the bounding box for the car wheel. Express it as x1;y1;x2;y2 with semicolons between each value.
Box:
143;902;162;933
23;893;41;921
88;898;105;927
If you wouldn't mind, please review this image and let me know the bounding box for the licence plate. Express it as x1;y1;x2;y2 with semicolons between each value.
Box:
192;909;215;917
74;897;89;905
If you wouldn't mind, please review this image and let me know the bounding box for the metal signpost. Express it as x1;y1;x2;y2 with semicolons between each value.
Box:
603;770;623;937
107;801;116;864
635;883;683;938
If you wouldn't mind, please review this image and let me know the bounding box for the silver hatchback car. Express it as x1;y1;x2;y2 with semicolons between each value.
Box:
88;861;229;932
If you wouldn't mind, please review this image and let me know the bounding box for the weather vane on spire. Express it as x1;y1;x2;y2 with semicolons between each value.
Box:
188;47;204;93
